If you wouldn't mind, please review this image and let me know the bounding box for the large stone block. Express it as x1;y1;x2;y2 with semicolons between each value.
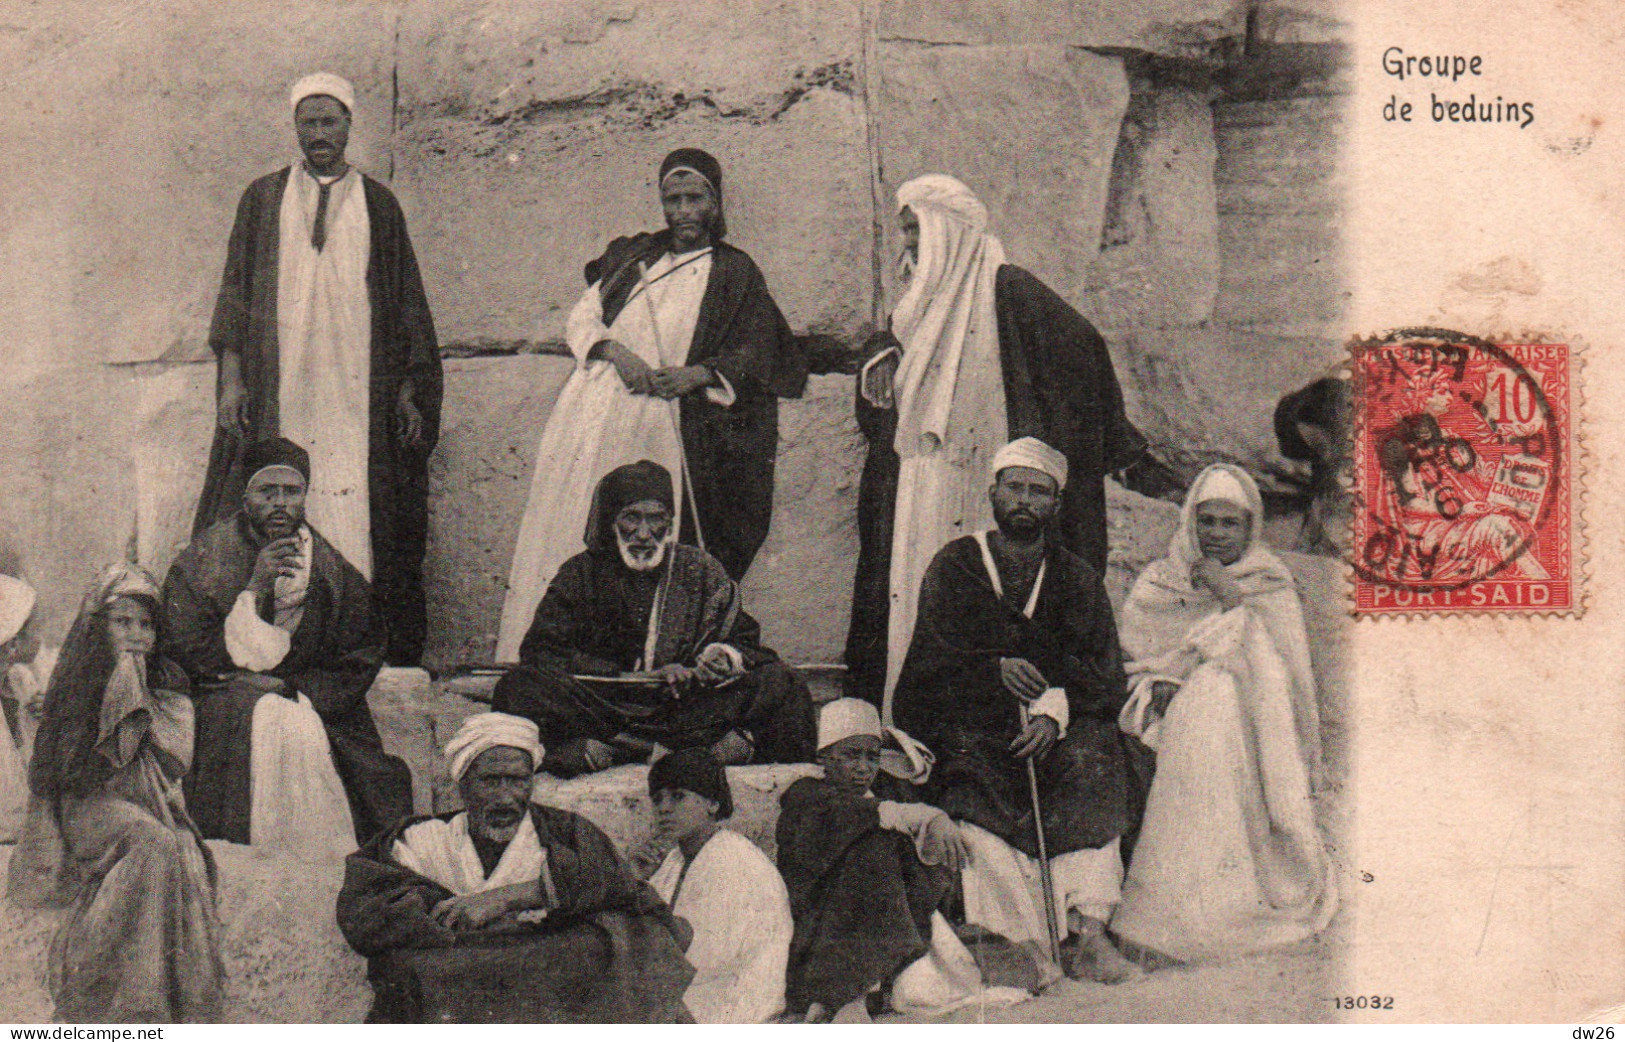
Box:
876;0;1246;57
1084;87;1220;331
393;0;873;348
0;0;399;369
1113;327;1344;480
873;45;1129;306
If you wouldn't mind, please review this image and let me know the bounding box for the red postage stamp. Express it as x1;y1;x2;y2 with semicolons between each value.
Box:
1351;330;1575;615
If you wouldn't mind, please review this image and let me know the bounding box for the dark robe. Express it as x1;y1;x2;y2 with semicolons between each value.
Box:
193;167;443;666
844;265;1146;703
892;535;1135;857
582;230;808;581
160;514;413;845
493;543;814;766
335;802;693;1023
776;776;953;1013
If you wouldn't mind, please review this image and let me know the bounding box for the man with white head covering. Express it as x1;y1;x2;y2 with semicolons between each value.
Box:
194;72;442;667
163;437;412;852
845;174;1152;712
893;437;1142;983
335;711;694;1023
495;148;808;661
1112;463;1336;965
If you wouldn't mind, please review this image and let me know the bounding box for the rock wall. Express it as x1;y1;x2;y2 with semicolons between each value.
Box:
0;0;1348;668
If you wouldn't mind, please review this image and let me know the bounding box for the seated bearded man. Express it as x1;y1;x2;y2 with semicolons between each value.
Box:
335;712;694;1023
161;437;411;857
892;437;1141;984
493;460;815;776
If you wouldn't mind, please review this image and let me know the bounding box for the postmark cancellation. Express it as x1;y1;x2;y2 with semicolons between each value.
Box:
1350;330;1577;615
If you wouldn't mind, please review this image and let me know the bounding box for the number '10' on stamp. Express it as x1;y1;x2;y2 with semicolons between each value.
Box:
1350;330;1576;615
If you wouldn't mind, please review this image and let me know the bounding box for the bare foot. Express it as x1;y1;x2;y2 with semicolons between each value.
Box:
1017;939;1065;991
1061;918;1144;985
831;997;873;1023
803;1002;832;1023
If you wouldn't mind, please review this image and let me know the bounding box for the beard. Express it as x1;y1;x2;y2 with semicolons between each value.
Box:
617;531;671;573
993;505;1049;541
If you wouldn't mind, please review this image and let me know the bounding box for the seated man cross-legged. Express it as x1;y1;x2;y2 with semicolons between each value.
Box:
494;460;815;776
335;712;693;1023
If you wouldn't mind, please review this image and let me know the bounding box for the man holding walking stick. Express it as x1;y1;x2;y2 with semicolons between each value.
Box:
893;437;1142;984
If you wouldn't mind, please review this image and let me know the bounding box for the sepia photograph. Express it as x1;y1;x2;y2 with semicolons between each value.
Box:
0;0;1617;1027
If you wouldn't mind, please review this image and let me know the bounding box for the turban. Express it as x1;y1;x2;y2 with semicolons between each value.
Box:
243;437;311;486
0;575;35;646
897;174;989;233
1190;467;1252;512
290;72;355;115
991;436;1068;490
658;147;727;241
444;712;545;782
583;460;675;550
648;746;733;820
817;697;883;752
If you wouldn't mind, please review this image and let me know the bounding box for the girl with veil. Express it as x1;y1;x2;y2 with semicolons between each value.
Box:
1111;464;1337;964
6;564;224;1022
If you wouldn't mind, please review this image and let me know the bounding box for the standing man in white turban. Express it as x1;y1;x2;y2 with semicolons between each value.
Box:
194;72;443;668
335;712;694;1023
893;438;1142;984
844;175;1151;713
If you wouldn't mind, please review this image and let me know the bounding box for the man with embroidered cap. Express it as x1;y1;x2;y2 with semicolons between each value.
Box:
844;174;1155;711
776;698;970;1021
163;436;412;850
892;436;1142;984
194;72;442;667
495;148;808;661
335;711;693;1023
494;459;815;776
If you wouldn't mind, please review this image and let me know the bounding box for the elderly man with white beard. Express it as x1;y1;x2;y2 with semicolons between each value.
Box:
493;461;815;777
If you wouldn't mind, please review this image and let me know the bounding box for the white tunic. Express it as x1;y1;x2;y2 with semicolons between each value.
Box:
496;248;725;662
649;829;791;1024
276;164;374;579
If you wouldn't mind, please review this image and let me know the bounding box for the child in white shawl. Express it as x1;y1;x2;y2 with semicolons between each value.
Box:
1111;464;1337;964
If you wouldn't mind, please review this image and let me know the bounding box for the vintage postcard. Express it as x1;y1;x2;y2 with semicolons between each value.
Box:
0;0;1619;1028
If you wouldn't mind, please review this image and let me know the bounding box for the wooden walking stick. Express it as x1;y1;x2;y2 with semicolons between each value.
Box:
1020;700;1065;968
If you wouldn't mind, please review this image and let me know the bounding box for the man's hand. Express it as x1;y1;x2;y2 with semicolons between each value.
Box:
918;811;969;872
596;340;657;395
694;643;741;685
644;663;696;689
582;737;619;773
1009;714;1059;761
395;385;425;449
231;672;290;699
217;378;250;437
248;536;302;597
1191;557;1245;611
999;657;1049;702
431;889;521;932
650;365;714;399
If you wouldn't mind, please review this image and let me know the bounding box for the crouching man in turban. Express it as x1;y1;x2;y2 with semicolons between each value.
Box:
494;460;815;776
334;712;694;1023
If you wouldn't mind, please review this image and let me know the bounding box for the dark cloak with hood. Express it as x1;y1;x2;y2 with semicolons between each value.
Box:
845;265;1147;704
891;535;1136;857
192;166;443;666
577;149;808;581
